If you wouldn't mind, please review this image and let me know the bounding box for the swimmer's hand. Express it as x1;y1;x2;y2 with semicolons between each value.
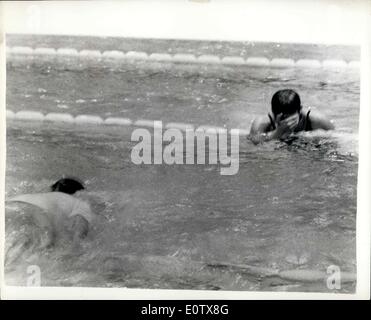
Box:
272;113;299;139
249;113;298;144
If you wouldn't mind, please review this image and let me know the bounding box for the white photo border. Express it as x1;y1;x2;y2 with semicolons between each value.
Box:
0;0;370;300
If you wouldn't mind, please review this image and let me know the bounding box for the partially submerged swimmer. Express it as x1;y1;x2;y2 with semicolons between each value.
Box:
7;177;94;248
249;89;334;144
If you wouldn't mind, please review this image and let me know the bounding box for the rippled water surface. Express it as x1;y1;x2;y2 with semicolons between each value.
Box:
5;42;359;292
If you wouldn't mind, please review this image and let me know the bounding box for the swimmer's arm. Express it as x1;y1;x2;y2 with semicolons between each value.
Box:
69;200;92;244
69;215;89;242
249;116;282;144
29;209;55;248
309;111;335;130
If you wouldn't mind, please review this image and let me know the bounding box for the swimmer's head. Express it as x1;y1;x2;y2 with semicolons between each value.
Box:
51;177;85;195
271;89;301;119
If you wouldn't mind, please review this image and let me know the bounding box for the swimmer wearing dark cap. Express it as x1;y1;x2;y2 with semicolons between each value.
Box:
249;89;334;144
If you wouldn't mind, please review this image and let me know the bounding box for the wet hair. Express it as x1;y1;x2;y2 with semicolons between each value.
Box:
271;89;301;117
50;177;85;195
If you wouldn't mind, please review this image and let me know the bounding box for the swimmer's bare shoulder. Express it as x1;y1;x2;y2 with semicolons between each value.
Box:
249;111;334;144
308;110;335;130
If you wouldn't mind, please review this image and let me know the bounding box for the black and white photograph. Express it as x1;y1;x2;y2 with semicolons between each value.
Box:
1;0;370;299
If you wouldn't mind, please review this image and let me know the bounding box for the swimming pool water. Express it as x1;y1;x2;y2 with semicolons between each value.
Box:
5;50;359;292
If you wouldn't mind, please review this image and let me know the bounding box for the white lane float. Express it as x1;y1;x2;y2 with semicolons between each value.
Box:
9;46;34;55
44;113;75;123
79;50;102;58
102;50;125;59
34;48;57;55
149;53;173;62
221;56;245;65
74;115;104;125
56;48;79;56
125;51;148;60
15;111;44;121
296;59;322;68
104;117;132;126
270;58;295;68
6;110;15;119
245;57;270;67
134;119;156;128
172;53;197;63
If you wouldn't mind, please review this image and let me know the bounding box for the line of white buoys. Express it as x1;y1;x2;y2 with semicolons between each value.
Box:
6;46;360;69
7;109;253;138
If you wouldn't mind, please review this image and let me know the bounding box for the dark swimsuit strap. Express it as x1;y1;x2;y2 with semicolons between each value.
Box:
304;109;312;131
268;113;276;130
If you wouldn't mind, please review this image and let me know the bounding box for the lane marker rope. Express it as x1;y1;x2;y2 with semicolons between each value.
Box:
6;46;358;136
6;46;360;69
6;110;248;136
